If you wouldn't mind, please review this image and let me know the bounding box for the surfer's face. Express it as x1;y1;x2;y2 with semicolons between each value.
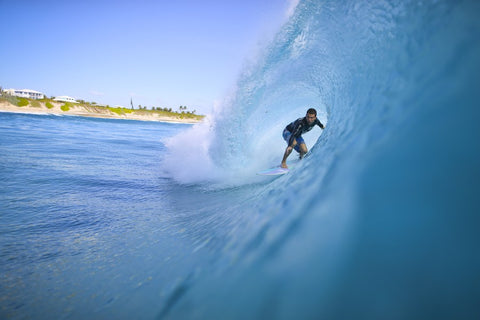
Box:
306;113;316;125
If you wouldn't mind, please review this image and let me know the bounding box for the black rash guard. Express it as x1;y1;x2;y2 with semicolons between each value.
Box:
285;117;324;146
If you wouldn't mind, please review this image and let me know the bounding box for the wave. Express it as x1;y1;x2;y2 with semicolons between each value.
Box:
161;0;480;318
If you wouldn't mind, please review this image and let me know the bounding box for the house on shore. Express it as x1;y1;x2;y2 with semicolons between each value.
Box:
54;96;78;103
3;88;45;100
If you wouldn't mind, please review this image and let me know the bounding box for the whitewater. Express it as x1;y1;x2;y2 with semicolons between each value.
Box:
1;0;480;319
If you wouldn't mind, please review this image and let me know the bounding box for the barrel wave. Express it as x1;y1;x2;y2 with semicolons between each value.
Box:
162;0;480;318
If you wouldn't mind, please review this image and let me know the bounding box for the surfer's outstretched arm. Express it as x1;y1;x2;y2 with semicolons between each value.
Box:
316;119;325;129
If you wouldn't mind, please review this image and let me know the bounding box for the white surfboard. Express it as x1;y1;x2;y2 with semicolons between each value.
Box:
256;166;289;176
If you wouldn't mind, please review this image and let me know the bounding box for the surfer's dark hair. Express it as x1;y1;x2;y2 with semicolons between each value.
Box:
307;108;317;116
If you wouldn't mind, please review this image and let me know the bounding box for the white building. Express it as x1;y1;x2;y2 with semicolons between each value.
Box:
3;88;45;100
54;96;78;103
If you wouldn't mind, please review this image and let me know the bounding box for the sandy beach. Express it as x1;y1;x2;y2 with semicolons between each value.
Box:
0;100;203;124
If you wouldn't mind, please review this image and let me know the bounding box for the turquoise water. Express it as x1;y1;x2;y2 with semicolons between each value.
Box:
2;0;480;319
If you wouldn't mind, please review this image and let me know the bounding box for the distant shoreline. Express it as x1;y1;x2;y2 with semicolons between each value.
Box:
0;100;204;124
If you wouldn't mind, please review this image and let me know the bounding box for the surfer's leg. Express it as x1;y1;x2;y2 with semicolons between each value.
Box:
284;129;300;152
295;136;307;158
281;139;297;168
293;141;301;153
299;143;308;159
293;135;304;153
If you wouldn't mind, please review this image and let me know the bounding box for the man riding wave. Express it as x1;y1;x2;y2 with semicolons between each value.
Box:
281;108;325;168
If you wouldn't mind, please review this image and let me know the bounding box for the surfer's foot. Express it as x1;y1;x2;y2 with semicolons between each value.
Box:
281;162;288;169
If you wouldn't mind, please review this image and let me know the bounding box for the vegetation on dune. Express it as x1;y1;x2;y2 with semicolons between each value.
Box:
108;107;134;115
131;106;203;120
0;92;205;121
31;100;41;108
0;95;19;106
61;103;71;111
17;98;29;107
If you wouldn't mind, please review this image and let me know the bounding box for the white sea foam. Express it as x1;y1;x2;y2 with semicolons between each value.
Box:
162;115;220;184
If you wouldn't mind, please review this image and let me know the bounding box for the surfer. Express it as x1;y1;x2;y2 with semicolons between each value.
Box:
281;108;325;168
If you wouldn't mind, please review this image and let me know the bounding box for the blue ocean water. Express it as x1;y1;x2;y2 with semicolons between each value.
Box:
2;0;480;319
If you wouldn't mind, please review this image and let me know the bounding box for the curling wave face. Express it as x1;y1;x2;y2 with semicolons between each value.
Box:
161;0;480;318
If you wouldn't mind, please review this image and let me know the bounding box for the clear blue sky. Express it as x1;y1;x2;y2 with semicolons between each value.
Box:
0;0;297;114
